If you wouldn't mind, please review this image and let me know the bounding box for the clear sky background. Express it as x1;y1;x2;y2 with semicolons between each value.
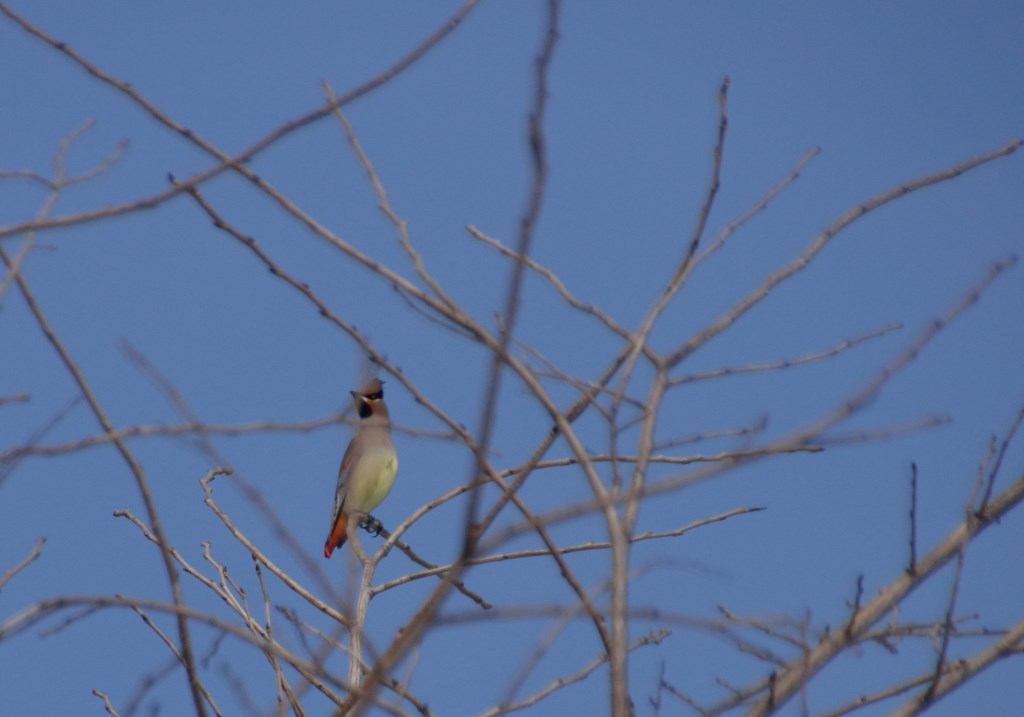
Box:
2;2;1022;716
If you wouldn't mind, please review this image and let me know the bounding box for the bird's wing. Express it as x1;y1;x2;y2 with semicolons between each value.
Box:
330;435;360;524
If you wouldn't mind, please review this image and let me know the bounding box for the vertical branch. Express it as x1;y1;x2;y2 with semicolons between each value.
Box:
604;74;732;717
599;79;732;495
669;76;730;295
346;527;377;696
0;126;209;715
465;0;560;555
0;245;209;717
599;96;733;706
908;462;919;575
610;367;670;717
842;575;865;641
628;76;731;357
333;6;565;715
923;547;966;705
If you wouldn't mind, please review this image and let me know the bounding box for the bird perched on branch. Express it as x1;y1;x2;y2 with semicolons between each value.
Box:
323;378;398;558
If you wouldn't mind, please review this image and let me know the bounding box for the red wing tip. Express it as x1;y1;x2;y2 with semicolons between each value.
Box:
324;544;333;559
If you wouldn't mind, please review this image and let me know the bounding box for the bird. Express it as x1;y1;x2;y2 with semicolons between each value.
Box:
323;378;398;558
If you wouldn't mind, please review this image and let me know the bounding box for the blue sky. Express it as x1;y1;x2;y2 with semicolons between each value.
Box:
2;2;1022;715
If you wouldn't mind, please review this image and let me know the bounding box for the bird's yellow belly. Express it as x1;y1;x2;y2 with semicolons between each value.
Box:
346;452;398;513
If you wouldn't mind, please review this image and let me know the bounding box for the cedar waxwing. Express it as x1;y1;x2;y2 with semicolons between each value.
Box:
323;378;398;558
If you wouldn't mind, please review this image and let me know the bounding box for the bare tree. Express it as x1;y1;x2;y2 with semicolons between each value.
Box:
2;3;1022;716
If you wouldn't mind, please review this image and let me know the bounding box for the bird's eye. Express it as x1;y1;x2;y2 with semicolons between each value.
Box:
366;391;383;401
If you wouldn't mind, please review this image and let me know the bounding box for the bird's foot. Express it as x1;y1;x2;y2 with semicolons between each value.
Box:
361;515;383;537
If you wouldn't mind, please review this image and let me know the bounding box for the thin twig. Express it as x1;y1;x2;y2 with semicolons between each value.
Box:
91;690;124;717
669;323;901;386
378;507;764;592
0;537;45;591
474;630;670;717
693;146;821;267
908;462;919;575
977;407;1024;513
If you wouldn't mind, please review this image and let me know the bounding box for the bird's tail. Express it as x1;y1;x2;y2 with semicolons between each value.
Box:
324;514;348;558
